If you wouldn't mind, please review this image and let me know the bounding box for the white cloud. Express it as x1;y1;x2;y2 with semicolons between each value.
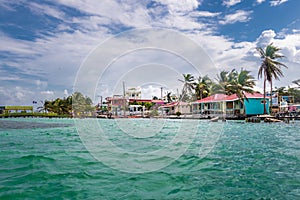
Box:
220;10;252;25
256;29;276;47
0;76;22;81
15;86;26;100
141;85;161;99
223;0;242;7
28;2;66;20
0;32;38;55
272;32;300;64
64;89;69;96
270;0;288;6
256;0;266;4
54;0;153;29
189;11;221;18
41;91;54;95
155;0;200;13
36;80;48;89
0;86;34;105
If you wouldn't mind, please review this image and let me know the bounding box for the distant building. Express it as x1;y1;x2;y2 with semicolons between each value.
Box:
162;102;191;115
106;95;128;115
126;88;141;99
0;106;33;114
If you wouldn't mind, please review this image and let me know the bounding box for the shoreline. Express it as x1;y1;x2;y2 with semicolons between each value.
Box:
1;113;299;121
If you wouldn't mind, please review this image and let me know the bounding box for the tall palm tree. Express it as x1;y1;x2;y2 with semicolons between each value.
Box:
178;73;195;101
257;43;287;114
194;75;212;100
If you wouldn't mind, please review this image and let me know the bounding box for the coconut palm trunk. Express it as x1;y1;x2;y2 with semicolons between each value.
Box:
270;80;273;114
263;78;267;114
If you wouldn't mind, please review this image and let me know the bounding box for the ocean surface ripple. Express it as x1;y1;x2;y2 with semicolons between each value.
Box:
0;118;299;199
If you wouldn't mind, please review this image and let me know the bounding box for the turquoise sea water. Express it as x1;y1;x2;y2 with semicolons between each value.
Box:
0;118;300;199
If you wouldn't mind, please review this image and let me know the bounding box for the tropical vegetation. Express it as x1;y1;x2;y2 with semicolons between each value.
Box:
256;43;287;114
179;68;255;104
38;92;93;117
178;73;195;101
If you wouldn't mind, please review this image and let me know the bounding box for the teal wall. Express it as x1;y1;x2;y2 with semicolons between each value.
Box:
244;98;270;115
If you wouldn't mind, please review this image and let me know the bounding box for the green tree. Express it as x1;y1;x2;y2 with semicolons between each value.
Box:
257;43;287;114
226;68;255;103
38;92;93;117
194;75;212;100
72;92;94;116
288;88;300;103
144;102;153;110
178;73;195;102
152;96;158;100
210;69;255;108
211;70;234;94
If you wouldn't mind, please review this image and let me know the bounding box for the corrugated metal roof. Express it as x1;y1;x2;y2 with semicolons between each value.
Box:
193;93;267;103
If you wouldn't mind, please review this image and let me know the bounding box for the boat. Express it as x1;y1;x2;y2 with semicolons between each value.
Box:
210;116;219;122
264;117;282;123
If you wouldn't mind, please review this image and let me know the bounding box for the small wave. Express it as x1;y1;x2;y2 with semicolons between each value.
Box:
19;155;56;162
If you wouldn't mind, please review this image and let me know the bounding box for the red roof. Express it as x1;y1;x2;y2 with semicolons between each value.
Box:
194;94;228;103
226;92;267;101
162;102;189;108
129;99;152;103
151;100;165;104
193;92;267;103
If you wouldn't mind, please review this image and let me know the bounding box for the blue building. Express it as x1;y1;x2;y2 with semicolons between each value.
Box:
191;93;270;117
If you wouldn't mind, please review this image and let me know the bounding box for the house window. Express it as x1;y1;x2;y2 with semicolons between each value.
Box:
226;102;233;109
261;100;266;104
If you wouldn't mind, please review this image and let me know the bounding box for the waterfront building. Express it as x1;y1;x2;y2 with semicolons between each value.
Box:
105;95;128;116
191;93;270;117
0;106;33;114
162;102;191;115
125;87;141;99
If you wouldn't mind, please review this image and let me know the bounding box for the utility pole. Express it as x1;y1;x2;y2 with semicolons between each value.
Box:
123;81;126;117
123;81;126;97
100;95;103;112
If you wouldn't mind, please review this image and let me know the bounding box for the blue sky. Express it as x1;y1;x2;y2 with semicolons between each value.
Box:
0;0;300;106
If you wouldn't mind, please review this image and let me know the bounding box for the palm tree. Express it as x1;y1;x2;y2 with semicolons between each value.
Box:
37;100;53;113
226;68;255;102
292;79;300;88
194;75;212;100
212;70;237;94
257;43;287;114
214;70;229;94
166;92;172;103
178;73;195;101
211;69;238;94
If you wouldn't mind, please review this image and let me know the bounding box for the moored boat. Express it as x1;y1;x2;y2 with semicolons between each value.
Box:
264;117;282;123
210;116;219;122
